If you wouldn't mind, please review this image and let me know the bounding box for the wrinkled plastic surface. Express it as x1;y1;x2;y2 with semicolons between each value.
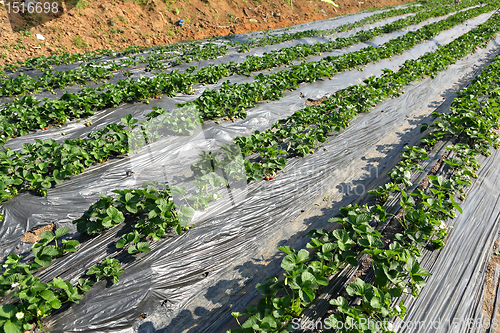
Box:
0;6;497;333
392;118;500;333
0;10;417;108
1;9;472;255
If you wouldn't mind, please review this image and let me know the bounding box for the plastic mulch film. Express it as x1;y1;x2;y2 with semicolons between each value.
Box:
390;146;500;333
0;7;415;106
12;24;493;333
0;9;494;259
0;7;497;333
0;9;419;108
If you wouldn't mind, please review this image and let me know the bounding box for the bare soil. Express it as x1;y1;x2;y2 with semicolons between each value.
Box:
22;223;54;243
483;233;500;333
306;95;328;106
0;0;415;68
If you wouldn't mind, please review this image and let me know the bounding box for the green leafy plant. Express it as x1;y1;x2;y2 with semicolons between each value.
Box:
31;227;79;267
86;257;124;285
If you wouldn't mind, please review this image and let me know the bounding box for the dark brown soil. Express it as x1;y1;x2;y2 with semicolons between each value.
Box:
0;0;415;68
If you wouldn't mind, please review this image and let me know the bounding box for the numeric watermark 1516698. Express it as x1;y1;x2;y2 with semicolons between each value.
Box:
1;0;59;14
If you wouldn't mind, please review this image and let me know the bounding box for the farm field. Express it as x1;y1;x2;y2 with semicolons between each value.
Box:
1;0;500;332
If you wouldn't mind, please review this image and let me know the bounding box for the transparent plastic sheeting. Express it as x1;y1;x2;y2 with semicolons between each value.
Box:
131;36;500;333
262;4;420;36
0;10;494;255
390;135;500;332
27;28;499;333
0;10;416;106
0;8;496;333
0;5;413;101
0;9;458;150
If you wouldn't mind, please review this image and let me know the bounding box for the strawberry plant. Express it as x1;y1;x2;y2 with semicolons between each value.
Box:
230;9;500;332
86;258;124;285
0;1;491;143
31;227;79;267
0;251;91;333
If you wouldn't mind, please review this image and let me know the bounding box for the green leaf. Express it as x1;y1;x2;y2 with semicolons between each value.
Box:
179;205;195;226
40;290;56;301
346;278;372;297
50;298;62;309
39;231;55;242
106;206;125;223
301;271;316;285
62;240;80;247
42;246;60;257
261;316;277;329
388;288;403;297
116;237;128;249
278;246;295;255
31;282;47;292
0;305;17;319
128;245;138;254
241;314;259;329
125;203;138;214
55;227;69;238
369;293;383;309
297;249;310;262
34;254;52;267
125;192;133;202
52;277;68;290
137;242;151;253
4;320;22;333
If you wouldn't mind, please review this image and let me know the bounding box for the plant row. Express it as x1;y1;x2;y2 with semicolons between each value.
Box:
0;0;431;74
226;0;471;52
0;1;487;144
229;43;500;333
177;2;496;125
0;182;188;333
194;0;479;78
0;35;229;73
221;4;500;181
0;104;237;215
0;42;228;97
0;1;491;208
0;122;129;204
